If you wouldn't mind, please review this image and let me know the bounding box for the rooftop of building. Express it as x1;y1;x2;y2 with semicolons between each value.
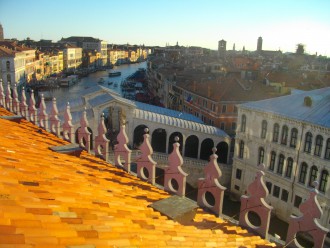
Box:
240;87;330;128
0;107;276;247
60;36;102;43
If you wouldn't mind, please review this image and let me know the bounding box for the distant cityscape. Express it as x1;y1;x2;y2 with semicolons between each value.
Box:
1;22;330;246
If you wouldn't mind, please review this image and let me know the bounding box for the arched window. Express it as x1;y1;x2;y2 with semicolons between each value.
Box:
299;162;308;184
273;123;279;142
6;61;10;71
269;151;276;171
325;138;330;160
240;114;246;132
258;147;265;165
285;157;293;178
319;170;328;193
314;135;323;157
239;140;244;159
277;154;285;175
290;128;298;148
304;132;313;153
261;120;267;139
308;166;318;187
281;125;288;145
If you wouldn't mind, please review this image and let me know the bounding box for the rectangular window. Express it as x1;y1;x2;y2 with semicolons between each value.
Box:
236;169;242;180
281;189;289;202
273;185;280;198
234;185;240;191
232;122;237;130
220;122;225;130
294;195;302;208
222;105;227;113
203;99;207;108
266;181;272;194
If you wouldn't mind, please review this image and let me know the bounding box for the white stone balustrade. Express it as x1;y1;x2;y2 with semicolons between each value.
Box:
62;102;74;143
19;87;28;118
0;80;4;107
5;84;13;112
28;89;38;125
95;113;110;161
49;98;61;137
12;84;20;114
197;147;226;216
114;124;132;171
37;94;49;131
77;107;91;152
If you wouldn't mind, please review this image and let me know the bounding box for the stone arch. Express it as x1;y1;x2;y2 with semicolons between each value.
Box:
168;132;183;154
200;138;214;160
151;128;167;153
184;135;199;158
216;141;228;163
133;124;148;149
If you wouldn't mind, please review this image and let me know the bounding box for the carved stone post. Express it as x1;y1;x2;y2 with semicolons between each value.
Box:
114;124;132;171
77;107;91;152
62;102;74;143
197;148;226;216
5;84;13;112
164;137;188;196
12;84;20;114
28;89;38;125
49;98;61;137
239;164;273;239
0;80;4;107
95;113;110;161
37;94;48;131
285;181;329;248
136;128;157;185
19;87;28;119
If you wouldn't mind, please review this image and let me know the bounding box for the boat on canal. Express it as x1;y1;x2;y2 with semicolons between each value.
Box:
109;71;121;77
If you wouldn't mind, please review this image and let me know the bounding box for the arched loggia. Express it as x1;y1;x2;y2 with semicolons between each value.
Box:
200;138;214;160
168;132;183;154
152;128;167;153
133;125;148;149
216;141;228;163
184;135;199;158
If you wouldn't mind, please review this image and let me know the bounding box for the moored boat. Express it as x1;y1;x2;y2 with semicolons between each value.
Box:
109;71;121;77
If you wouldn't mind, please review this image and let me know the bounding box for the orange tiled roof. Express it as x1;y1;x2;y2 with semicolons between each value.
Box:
0;107;276;248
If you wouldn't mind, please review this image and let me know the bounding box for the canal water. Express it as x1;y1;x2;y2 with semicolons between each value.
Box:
44;61;147;103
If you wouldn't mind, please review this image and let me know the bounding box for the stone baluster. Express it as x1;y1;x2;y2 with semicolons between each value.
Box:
12;84;20;114
95;113;110;161
164;137;188;196
28;89;38;125
136;128;157;185
285;181;329;248
239;164;273;239
114;124;132;171
19;87;28;119
0;79;4;107
197;147;226;216
77;107;91;152
62;102;74;143
37;94;48;131
5;83;13;112
49;97;60;137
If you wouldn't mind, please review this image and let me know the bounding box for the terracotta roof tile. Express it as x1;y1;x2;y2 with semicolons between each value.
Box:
0;107;276;247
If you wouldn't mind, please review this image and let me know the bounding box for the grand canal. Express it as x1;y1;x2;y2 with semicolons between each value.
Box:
43;61;147;103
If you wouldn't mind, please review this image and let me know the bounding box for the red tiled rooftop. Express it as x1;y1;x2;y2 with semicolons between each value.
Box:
0;107;276;247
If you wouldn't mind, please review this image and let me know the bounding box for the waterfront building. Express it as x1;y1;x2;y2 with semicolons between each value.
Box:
257;36;263;52
0;41;35;86
231;87;330;229
59;36;107;66
82;50;101;69
62;44;82;72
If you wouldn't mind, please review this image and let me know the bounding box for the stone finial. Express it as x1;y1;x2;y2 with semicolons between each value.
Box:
136;128;156;184
19;87;28;118
197;147;226;216
62;102;74;142
164;136;188;196
0;80;4;107
37;94;48;130
285;181;329;248
114;124;132;171
5;84;13;112
95;113;110;161
239;164;273;239
28;89;38;124
49;97;60;136
77;107;91;152
12;83;20;114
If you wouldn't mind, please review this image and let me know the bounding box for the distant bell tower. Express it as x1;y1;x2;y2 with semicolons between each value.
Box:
0;24;4;40
218;39;226;58
257;36;262;52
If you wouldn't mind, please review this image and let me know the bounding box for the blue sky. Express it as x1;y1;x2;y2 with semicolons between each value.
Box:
1;0;330;56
